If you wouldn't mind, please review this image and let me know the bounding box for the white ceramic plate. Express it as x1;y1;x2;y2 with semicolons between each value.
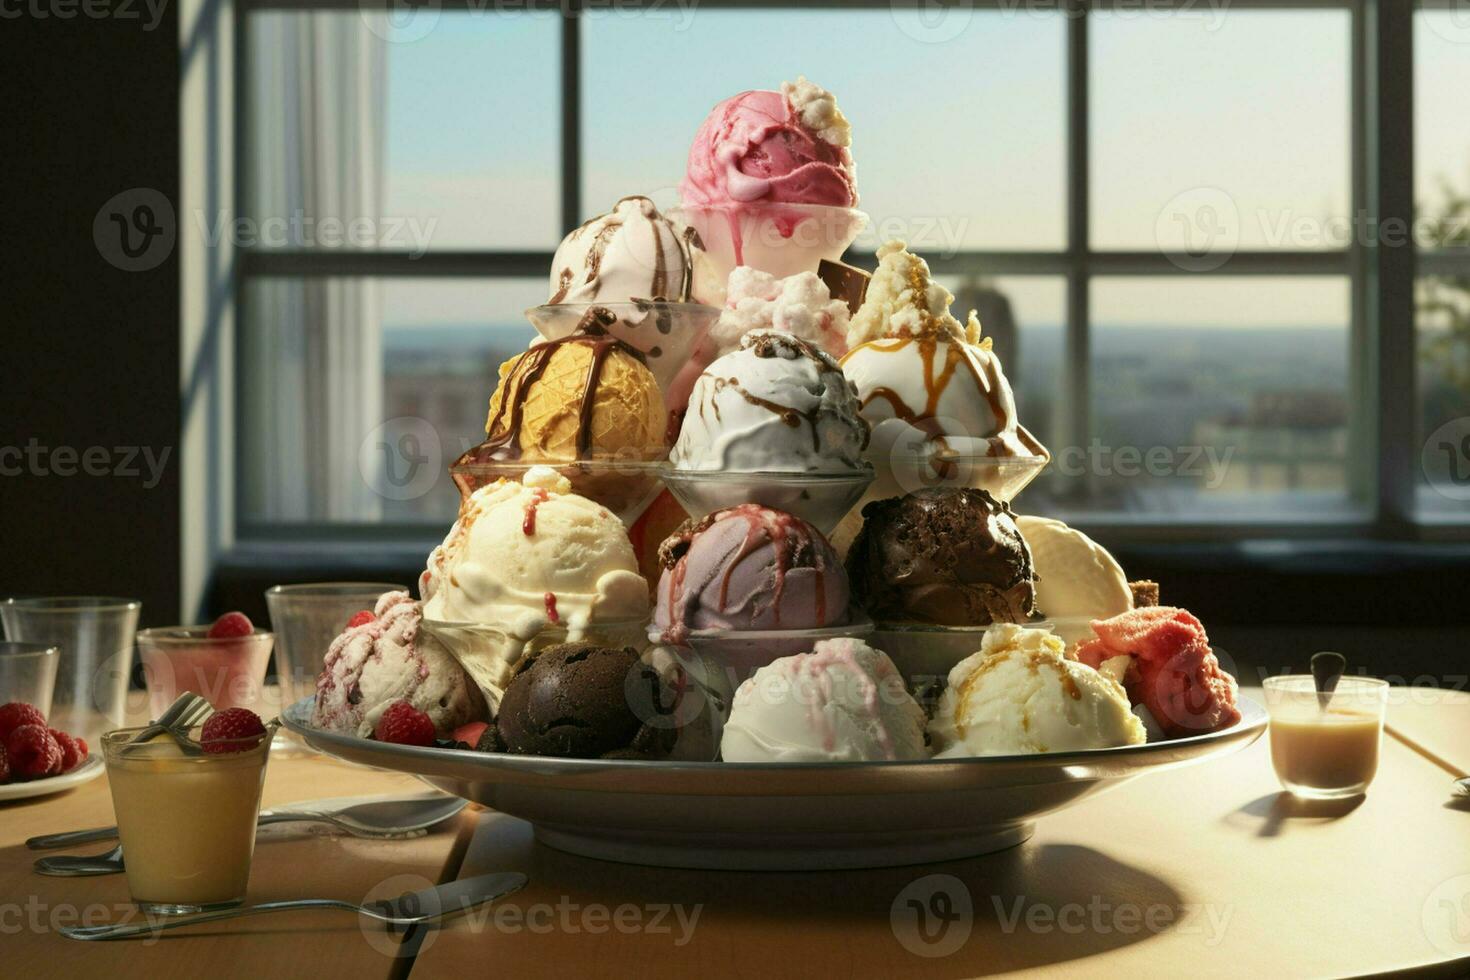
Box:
0;755;103;802
284;697;1266;871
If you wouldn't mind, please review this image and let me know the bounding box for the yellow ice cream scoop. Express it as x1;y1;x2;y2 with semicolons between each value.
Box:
484;329;666;461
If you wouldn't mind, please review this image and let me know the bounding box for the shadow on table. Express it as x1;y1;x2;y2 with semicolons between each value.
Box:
474;820;1190;976
1224;791;1364;837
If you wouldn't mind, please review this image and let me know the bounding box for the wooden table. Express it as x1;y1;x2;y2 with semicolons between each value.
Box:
4;693;1468;978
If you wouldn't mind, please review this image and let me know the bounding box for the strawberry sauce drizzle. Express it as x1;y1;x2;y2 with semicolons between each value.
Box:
522;488;549;536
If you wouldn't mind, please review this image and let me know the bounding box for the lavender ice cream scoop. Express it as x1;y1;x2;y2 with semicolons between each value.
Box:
653;504;849;644
312;590;486;738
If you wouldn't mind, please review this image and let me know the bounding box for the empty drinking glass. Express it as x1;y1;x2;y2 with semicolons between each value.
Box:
0;642;61;717
1;597;141;744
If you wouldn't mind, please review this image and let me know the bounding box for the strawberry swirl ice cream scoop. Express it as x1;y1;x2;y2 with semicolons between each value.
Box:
681;77;857;209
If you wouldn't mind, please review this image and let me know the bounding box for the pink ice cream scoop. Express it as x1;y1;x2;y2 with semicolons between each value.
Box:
312;590;486;738
654;503;849;644
1075;606;1241;739
681;81;857;209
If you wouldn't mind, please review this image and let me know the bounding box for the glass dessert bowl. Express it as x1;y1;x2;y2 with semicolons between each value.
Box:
103;724;274;914
657;466;873;535
136;626;275;718
524;301;721;395
670;204;867;298
450;455;667;527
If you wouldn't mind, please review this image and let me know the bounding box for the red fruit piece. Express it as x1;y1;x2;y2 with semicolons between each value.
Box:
0;702;47;741
375;701;435;746
7;725;62;780
50;729;84;772
346;610;376;630
207;611;254;639
74;736;88;761
201;707;267;753
452;721;488;747
0;745;10;784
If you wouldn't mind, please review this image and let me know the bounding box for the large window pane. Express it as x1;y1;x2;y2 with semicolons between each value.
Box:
582;8;1066;250
935;274;1067;455
1080;277;1354;519
1091;10;1350;253
1414;11;1470;521
248;12;561;250
240;278;541;529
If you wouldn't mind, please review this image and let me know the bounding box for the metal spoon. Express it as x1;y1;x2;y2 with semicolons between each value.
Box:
1454;777;1470;798
33;795;469;876
60;871;526;942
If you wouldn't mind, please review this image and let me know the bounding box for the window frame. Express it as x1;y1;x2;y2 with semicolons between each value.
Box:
233;0;1458;542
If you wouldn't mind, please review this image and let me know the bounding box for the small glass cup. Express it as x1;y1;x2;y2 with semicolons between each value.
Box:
103;725;273;914
264;583;406;711
0;641;61;718
137;627;275;717
1;597;141;745
1264;674;1388;799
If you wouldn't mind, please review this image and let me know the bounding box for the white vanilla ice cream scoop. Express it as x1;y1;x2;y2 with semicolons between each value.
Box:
420;467;649;708
1017;516;1133;646
704;267;852;360
312;590;485;738
671;329;868;473
548;195;696;305
839;240;1048;461
720;637;928;763
929;624;1144;757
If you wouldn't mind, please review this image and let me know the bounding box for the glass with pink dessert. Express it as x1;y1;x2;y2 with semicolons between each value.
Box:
671;76;867;299
137;612;273;717
103;708;274;914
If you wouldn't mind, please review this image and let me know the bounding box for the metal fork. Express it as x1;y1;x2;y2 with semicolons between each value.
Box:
126;692;213;744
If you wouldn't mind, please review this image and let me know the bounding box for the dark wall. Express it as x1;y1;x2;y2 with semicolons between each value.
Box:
1;14;181;624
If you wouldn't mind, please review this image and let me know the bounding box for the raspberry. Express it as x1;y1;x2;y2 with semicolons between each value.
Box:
207;611;254;639
0;702;46;741
74;736;88;760
50;729;84;772
0;745;10;784
374;701;435;746
7;725;62;780
346;609;376;630
201;707;267;753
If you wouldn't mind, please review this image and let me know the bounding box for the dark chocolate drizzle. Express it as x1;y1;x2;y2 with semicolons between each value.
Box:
457;307;645;465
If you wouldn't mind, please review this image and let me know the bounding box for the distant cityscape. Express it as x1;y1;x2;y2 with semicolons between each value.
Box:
379;319;1366;524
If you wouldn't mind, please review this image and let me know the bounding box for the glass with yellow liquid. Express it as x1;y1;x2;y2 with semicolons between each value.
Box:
1264;675;1387;799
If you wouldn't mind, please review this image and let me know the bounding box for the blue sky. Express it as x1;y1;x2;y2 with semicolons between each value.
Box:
370;7;1470;330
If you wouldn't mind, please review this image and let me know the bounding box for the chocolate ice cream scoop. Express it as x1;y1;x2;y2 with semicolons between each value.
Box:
846;487;1039;626
495;642;677;759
